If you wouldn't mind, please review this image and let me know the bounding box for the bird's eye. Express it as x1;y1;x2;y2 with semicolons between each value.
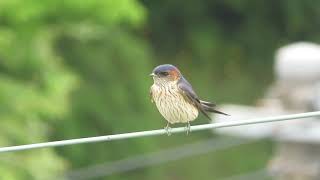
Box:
160;72;169;76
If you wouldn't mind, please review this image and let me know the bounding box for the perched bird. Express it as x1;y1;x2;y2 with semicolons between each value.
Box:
150;64;229;135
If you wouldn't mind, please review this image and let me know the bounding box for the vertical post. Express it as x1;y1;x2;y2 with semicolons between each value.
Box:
268;42;320;180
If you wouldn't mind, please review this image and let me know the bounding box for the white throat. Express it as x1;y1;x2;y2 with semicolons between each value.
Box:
153;77;178;87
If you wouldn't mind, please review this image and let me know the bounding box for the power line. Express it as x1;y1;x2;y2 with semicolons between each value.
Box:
0;111;320;153
65;137;254;179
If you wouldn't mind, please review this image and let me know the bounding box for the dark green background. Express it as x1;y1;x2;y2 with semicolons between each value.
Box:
0;0;319;179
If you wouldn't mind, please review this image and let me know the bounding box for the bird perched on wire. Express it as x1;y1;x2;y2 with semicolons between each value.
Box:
150;64;229;135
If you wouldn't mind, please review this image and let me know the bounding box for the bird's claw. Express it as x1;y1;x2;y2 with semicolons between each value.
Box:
185;122;191;135
164;123;172;136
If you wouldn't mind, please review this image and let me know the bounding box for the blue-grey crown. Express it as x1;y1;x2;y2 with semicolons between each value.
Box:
152;64;179;76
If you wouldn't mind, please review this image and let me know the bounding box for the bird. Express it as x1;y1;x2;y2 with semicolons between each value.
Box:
149;64;229;135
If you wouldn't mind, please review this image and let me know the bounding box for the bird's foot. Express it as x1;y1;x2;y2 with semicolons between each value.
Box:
185;122;191;135
164;123;172;136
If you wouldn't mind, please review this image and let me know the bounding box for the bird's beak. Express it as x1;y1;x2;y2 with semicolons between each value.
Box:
150;73;156;77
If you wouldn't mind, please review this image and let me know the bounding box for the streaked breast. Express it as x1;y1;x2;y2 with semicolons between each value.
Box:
151;83;199;124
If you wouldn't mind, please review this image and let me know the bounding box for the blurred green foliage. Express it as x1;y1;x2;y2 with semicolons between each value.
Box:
0;0;319;179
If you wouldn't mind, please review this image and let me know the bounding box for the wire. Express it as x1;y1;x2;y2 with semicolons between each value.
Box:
0;111;320;153
65;137;255;179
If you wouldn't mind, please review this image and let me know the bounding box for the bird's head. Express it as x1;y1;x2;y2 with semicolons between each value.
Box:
150;64;181;85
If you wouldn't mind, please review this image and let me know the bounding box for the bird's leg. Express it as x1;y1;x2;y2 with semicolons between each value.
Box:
185;122;191;135
164;123;172;136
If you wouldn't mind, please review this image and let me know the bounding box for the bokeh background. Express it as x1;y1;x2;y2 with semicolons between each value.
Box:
0;0;319;179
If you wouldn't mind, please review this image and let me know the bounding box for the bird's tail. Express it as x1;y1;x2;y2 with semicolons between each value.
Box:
200;100;230;116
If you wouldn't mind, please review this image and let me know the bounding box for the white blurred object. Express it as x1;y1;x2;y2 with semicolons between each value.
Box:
270;42;320;111
313;83;320;110
214;42;320;180
214;42;320;142
275;42;320;83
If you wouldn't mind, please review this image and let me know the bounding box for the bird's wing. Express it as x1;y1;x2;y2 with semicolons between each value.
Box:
177;77;212;120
